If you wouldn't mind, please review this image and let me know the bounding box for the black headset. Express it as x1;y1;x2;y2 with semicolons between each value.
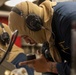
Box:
0;23;10;45
11;7;55;39
0;30;18;64
11;7;43;31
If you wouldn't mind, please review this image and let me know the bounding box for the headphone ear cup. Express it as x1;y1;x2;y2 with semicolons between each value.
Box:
25;14;43;31
0;32;10;45
12;7;43;31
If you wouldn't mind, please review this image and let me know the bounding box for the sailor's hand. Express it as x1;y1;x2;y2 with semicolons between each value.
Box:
19;54;52;72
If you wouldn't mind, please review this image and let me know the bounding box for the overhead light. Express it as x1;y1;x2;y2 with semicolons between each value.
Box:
5;0;36;7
